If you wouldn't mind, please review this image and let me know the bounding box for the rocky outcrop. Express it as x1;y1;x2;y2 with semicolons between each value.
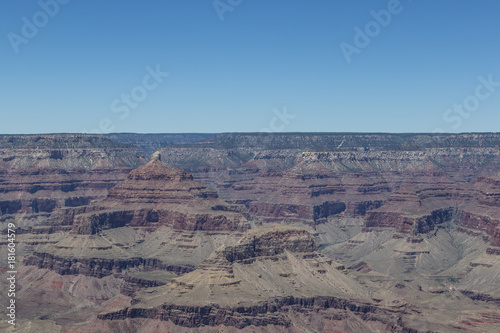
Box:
245;201;349;224
313;201;346;220
365;207;454;234
98;296;396;329
0;199;22;214
460;290;500;306
458;211;500;237
158;133;500;237
73;208;243;234
0;135;146;235
0;167;136;235
5;133;500;332
221;227;317;263
0;134;145;169
24;252;194;278
71;155;249;234
486;247;500;255
452;175;500;245
246;202;312;220
350;200;385;216
73;210;135;234
120;275;168;297
98;227;412;331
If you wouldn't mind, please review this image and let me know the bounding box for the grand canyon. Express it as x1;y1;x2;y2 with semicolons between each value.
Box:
1;132;500;332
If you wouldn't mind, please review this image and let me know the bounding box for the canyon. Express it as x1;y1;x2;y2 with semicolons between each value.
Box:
1;133;500;332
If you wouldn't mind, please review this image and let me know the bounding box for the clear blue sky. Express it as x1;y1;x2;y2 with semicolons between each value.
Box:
1;0;499;134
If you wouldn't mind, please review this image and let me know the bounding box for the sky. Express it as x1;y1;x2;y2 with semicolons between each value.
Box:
1;0;499;134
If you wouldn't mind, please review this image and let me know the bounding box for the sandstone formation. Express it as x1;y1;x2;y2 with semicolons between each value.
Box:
0;134;146;234
158;133;500;245
0;134;145;169
97;226;418;332
71;152;249;234
2;133;500;332
20;152;250;283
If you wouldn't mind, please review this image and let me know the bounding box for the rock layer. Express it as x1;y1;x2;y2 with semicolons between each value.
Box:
72;154;249;234
98;227;408;331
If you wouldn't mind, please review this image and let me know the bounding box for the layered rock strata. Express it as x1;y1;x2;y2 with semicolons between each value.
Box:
71;153;248;234
98;226;411;331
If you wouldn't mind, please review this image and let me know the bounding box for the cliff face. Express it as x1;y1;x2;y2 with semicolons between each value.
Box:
97;296;403;331
158;133;500;245
4;133;500;333
25;252;194;278
71;154;248;234
19;153;250;287
0;134;145;233
0;134;145;169
97;227;413;332
221;227;317;262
